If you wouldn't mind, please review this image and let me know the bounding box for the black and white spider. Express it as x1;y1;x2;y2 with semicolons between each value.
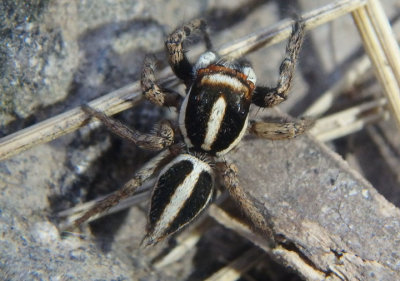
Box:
72;18;312;245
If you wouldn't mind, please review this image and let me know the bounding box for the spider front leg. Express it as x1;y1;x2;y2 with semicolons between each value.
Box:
141;55;182;108
165;18;212;84
249;117;314;140
82;105;174;151
252;20;305;108
217;162;273;240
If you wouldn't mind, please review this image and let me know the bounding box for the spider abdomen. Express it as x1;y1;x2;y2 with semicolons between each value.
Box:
179;64;255;156
145;154;213;244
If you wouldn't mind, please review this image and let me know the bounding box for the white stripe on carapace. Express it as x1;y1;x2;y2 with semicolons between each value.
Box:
216;114;249;156
201;96;227;151
178;86;193;148
201;73;247;92
150;154;213;240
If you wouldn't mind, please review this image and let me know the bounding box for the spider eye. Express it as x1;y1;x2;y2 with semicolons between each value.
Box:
144;154;213;245
242;66;257;84
194;51;217;71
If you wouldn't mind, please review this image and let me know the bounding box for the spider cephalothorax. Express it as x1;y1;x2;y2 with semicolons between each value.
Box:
180;54;256;156
72;18;312;245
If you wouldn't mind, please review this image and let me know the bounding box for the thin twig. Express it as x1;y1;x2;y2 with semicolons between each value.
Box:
154;231;203;269
0;83;143;161
219;0;367;58
366;126;400;182
303;55;371;117
366;0;400;87
203;247;264;281
58;183;152;230
352;5;400;131
208;205;272;253
153;218;215;269
309;98;388;142
0;0;367;161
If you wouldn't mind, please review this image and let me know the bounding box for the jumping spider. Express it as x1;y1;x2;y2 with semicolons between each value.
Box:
71;19;312;245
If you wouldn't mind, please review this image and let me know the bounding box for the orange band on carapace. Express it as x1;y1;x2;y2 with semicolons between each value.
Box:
197;65;255;92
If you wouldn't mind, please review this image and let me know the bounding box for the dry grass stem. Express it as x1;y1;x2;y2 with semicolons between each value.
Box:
208;205;272;253
219;0;366;57
310;97;388;141
153;232;202;269
366;126;400;182
0;82;142;161
303;55;371;117
203;247;263;281
58;188;151;230
366;0;400;86
352;6;400;131
153;219;215;269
